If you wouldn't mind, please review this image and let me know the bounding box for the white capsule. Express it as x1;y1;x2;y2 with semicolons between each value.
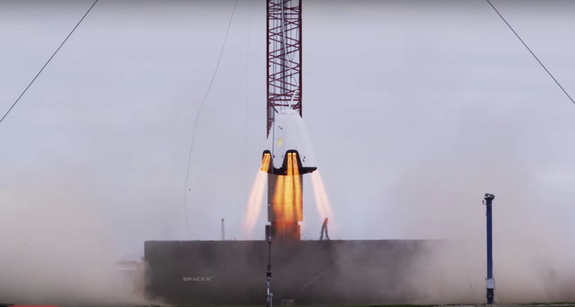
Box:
263;109;317;175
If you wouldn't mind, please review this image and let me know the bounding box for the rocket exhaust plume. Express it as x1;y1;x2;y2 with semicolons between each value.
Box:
243;153;271;238
311;170;336;234
245;152;332;240
272;152;303;238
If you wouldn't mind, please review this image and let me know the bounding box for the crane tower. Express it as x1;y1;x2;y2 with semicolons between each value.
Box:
265;0;305;241
266;0;302;135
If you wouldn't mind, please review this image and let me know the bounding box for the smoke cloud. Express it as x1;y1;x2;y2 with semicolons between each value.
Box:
0;184;146;306
389;106;575;303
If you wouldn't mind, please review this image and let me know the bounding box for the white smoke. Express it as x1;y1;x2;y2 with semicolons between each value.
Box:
0;184;146;306
392;107;575;303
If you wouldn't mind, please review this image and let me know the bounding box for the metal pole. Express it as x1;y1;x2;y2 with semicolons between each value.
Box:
266;233;273;307
484;193;495;304
221;218;225;241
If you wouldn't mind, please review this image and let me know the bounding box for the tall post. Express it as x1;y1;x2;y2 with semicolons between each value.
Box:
484;193;495;304
221;218;225;241
265;233;273;307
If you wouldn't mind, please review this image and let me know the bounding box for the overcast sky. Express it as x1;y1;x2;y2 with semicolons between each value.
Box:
1;0;575;260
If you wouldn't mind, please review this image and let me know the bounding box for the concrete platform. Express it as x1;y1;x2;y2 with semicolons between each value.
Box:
144;240;433;305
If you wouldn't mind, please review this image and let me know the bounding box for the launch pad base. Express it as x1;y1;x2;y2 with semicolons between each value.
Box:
144;240;433;305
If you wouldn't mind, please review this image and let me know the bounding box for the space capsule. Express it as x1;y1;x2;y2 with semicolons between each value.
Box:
261;109;317;175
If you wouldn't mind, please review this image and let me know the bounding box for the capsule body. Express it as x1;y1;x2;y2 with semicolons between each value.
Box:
262;109;317;175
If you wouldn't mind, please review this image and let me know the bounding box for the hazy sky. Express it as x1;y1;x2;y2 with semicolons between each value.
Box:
1;0;575;260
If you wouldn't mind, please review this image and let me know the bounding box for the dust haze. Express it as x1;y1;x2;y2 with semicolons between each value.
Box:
388;106;575;303
0;185;146;306
315;102;575;304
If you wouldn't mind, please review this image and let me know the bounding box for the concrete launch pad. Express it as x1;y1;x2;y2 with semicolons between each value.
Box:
145;239;433;305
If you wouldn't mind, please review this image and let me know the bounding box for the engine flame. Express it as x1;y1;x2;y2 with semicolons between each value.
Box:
244;152;329;240
272;152;302;238
310;170;336;234
243;154;271;238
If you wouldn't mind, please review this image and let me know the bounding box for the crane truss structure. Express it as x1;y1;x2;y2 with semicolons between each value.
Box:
267;0;302;137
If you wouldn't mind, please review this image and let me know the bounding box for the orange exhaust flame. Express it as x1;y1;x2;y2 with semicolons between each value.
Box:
243;154;271;238
272;153;302;238
311;170;336;234
245;153;327;240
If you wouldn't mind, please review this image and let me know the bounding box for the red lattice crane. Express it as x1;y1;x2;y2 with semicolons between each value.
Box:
265;0;306;242
267;0;302;137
